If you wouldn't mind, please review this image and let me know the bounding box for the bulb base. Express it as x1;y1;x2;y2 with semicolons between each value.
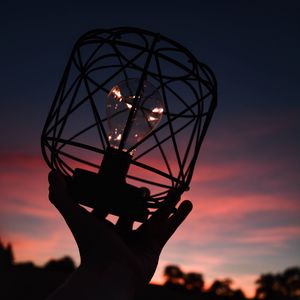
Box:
69;148;150;222
99;147;131;181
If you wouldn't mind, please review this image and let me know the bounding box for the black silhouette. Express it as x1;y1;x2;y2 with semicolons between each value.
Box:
184;272;205;294
2;240;300;299
40;26;216;299
46;170;192;299
43;256;76;273
255;267;300;300
0;239;14;270
164;265;186;292
163;264;246;300
208;278;234;297
41;27;217;222
0;240;76;300
163;265;204;295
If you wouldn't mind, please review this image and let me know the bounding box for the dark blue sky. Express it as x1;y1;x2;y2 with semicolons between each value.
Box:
1;1;299;148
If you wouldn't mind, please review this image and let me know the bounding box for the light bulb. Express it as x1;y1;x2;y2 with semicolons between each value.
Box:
106;78;164;152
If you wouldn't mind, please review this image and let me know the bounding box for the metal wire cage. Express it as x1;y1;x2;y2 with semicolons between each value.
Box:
41;27;217;211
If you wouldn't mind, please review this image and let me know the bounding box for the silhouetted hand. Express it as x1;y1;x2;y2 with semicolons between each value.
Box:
47;170;192;300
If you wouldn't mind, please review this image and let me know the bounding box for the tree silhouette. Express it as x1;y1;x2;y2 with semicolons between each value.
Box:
282;267;300;298
231;289;246;300
208;278;234;297
256;273;287;299
163;265;247;299
207;279;247;300
255;267;300;299
43;256;76;273
0;239;14;270
184;272;204;293
163;265;207;296
163;265;185;291
2;239;300;300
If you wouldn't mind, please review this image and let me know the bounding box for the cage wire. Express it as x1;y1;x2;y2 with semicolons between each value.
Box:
41;27;217;209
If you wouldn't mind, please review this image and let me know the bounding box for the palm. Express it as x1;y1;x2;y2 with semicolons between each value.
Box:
48;170;192;287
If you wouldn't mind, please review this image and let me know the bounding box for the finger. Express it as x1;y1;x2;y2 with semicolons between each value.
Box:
139;200;192;254
146;200;192;252
116;217;134;236
48;171;91;235
142;190;180;230
91;209;108;220
164;200;193;240
48;170;68;196
48;170;56;184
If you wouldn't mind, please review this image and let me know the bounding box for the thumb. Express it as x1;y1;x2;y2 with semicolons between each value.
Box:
161;200;193;246
48;170;89;223
48;170;93;246
48;170;73;211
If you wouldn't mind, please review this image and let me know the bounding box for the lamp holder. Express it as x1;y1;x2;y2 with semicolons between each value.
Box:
41;27;217;221
69;147;150;222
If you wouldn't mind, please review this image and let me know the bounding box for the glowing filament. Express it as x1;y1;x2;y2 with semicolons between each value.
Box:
111;87;122;101
148;116;158;122
106;79;164;151
152;107;164;114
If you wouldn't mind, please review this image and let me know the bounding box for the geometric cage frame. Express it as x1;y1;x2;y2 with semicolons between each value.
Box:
41;27;217;208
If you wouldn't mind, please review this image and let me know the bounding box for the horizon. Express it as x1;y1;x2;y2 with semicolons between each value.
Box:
2;239;299;298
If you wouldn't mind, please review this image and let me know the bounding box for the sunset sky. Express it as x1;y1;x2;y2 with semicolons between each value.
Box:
1;1;300;297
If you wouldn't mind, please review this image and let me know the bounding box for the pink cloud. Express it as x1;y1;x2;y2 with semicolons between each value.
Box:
1;228;79;266
0;152;54;218
0;152;76;265
191;193;299;217
236;226;300;245
191;159;276;183
205;108;300;151
1;146;299;300
192;153;299;190
155;188;300;264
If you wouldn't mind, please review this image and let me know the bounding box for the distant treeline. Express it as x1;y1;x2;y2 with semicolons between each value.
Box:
1;240;299;300
162;264;300;300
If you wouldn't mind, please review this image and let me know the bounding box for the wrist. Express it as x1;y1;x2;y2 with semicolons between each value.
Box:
76;262;137;299
47;263;138;300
